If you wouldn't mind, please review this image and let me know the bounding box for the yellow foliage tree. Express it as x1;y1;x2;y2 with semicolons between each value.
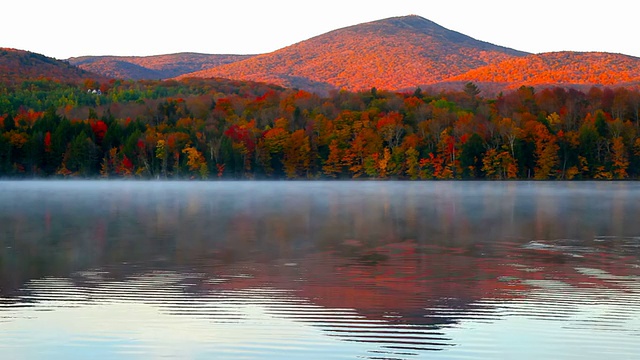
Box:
376;147;392;178
182;145;208;179
611;137;628;179
482;148;518;179
405;147;419;180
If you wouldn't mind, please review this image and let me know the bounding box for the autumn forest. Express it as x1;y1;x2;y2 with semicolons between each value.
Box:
1;76;640;180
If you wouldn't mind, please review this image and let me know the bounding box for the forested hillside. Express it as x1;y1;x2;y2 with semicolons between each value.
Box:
1;77;639;180
447;52;640;88
0;48;106;86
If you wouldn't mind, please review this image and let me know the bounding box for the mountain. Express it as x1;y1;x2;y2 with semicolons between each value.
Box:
177;15;528;92
445;52;640;90
11;16;640;94
68;53;254;80
0;48;105;85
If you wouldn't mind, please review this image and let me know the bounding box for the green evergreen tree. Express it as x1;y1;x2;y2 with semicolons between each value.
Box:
3;113;15;132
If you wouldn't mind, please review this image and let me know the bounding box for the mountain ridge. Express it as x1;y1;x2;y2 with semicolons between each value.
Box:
68;52;254;80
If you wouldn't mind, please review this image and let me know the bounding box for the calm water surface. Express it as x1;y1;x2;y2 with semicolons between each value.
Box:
0;181;639;359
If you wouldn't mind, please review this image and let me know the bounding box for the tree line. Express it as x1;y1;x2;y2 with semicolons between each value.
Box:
1;78;640;180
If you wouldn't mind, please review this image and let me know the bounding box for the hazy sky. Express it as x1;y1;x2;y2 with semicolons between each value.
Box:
3;0;638;59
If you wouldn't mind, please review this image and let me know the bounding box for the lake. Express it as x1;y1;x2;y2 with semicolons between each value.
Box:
1;181;639;359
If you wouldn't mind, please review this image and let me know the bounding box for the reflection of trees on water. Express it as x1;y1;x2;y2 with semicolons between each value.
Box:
2;182;640;288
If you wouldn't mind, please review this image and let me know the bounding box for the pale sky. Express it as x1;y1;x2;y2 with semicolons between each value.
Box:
3;0;638;59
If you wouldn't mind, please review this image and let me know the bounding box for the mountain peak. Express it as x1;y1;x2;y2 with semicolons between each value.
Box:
179;15;527;92
336;15;454;36
376;14;439;25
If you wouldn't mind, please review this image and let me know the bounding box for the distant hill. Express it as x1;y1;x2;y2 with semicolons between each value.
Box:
445;52;640;90
69;53;254;80
0;48;106;85
177;15;528;92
